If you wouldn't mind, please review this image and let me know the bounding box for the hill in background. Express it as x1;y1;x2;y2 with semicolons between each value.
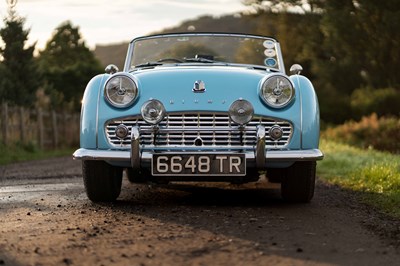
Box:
94;42;128;71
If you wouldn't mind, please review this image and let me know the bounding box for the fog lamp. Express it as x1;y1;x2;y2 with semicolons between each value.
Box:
269;125;283;140
115;124;129;139
229;99;254;125
141;99;166;125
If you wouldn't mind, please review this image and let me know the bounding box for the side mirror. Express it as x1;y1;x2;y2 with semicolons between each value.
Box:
105;64;119;74
290;64;303;75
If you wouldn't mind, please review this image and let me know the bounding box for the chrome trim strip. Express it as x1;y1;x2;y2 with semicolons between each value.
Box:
124;39;134;72
296;75;303;149
140;127;246;133
275;42;286;75
73;148;323;162
141;146;255;151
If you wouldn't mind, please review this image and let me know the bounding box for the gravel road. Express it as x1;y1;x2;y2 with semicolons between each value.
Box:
0;156;400;266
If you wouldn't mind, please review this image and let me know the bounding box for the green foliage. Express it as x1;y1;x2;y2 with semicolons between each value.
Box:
323;114;400;153
318;139;400;218
351;87;400;118
353;0;400;89
38;21;103;110
0;142;73;165
0;10;40;106
242;0;400;124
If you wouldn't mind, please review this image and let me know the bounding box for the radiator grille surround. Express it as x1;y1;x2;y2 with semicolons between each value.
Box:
105;113;293;149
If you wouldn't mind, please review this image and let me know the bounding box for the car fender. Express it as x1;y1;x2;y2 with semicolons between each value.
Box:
290;75;320;149
80;74;110;149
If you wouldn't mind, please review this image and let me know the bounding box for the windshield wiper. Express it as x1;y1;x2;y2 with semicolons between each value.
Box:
184;58;231;67
184;57;215;63
135;58;185;68
134;62;163;68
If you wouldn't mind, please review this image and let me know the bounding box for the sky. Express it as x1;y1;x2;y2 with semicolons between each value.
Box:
0;0;251;51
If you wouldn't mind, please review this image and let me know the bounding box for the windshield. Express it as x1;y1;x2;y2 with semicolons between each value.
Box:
128;33;283;71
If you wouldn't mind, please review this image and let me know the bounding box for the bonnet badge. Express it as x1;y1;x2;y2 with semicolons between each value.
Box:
193;80;206;93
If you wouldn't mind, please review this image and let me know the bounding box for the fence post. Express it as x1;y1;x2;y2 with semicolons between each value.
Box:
37;107;44;149
62;111;68;146
51;110;58;148
1;102;8;145
19;106;26;144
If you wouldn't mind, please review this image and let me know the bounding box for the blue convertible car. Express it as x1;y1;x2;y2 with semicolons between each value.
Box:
73;32;323;202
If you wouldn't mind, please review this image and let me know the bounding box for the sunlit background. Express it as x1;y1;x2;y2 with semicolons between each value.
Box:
0;0;250;50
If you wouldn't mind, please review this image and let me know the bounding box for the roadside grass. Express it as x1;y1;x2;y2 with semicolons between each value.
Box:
317;138;400;218
0;142;75;165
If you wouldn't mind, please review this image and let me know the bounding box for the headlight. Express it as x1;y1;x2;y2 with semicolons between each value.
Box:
141;99;166;125
260;75;294;108
229;99;254;125
104;74;138;108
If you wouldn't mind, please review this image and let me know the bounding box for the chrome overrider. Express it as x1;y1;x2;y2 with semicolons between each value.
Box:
73;125;324;168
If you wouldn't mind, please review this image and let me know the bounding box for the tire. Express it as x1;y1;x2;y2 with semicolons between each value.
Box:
266;168;285;183
82;160;123;202
229;168;260;184
281;161;316;203
126;168;148;183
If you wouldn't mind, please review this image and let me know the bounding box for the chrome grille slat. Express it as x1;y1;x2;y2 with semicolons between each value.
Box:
105;113;292;148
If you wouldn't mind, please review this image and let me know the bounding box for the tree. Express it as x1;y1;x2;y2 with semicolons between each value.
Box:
243;0;400;123
353;0;400;88
38;21;103;110
0;5;39;106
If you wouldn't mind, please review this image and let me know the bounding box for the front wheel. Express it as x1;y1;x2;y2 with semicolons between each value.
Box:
126;168;148;183
281;161;316;203
82;160;123;202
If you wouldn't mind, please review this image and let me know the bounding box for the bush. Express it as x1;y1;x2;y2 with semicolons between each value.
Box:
323;114;400;153
351;87;400;119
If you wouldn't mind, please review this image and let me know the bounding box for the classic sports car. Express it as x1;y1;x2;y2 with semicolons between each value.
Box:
73;32;323;203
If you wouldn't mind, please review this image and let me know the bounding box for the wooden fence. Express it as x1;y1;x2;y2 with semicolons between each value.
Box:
0;102;80;149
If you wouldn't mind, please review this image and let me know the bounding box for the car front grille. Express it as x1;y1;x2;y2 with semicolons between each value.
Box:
105;113;292;149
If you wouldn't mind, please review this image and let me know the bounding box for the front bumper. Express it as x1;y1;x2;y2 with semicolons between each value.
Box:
73;148;323;163
74;126;323;169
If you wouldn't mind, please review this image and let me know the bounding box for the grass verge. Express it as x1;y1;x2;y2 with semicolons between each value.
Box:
0;142;75;165
317;139;400;218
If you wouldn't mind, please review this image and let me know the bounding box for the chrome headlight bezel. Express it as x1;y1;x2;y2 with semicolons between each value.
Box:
260;74;295;108
104;73;138;108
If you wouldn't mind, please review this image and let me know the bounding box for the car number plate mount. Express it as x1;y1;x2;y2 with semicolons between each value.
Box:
151;154;246;176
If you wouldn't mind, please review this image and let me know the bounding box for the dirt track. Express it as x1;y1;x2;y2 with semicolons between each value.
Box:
1;156;400;266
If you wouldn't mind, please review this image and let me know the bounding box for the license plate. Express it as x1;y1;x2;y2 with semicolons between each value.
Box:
151;154;246;176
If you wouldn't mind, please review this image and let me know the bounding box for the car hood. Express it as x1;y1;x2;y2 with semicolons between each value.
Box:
130;66;270;114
